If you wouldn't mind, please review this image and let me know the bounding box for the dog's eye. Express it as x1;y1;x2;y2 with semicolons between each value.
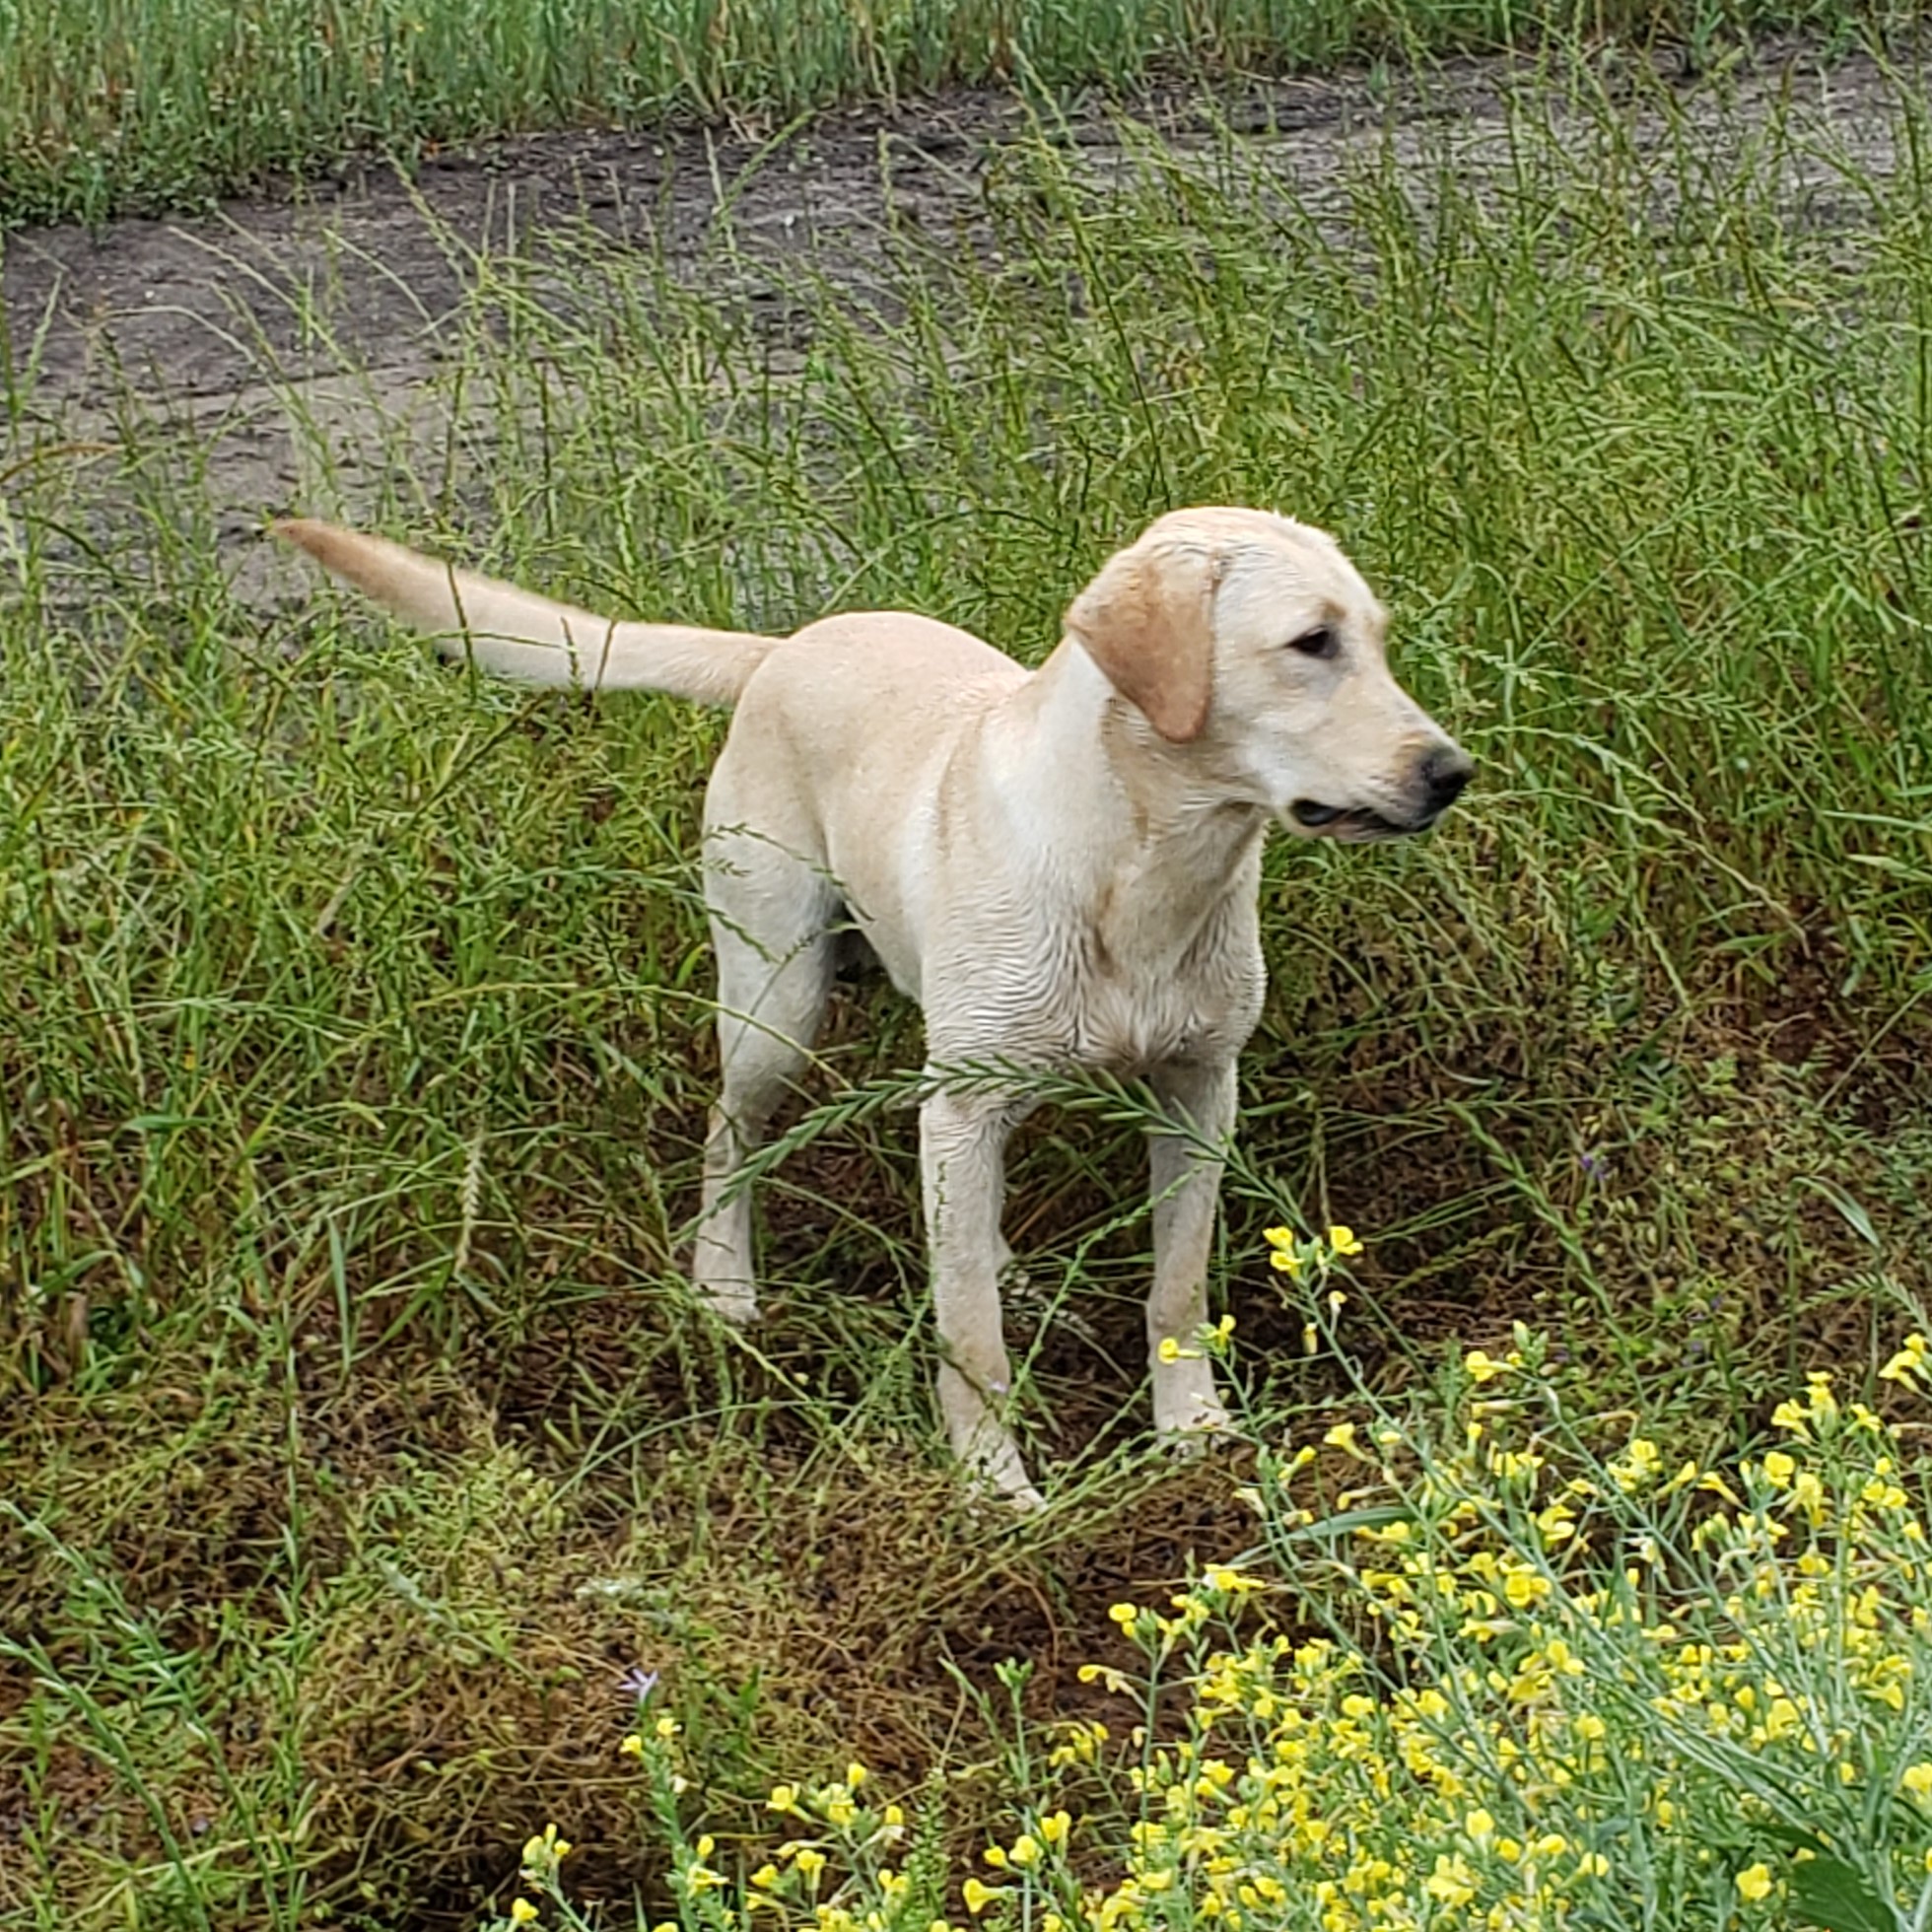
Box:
1287;626;1339;659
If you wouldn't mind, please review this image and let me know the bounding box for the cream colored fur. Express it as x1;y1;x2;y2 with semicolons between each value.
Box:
275;507;1471;1507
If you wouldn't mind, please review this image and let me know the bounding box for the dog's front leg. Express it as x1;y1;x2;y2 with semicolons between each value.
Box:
1146;1058;1238;1443
919;1085;1040;1509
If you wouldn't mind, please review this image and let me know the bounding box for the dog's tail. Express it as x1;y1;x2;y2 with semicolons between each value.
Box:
272;518;780;705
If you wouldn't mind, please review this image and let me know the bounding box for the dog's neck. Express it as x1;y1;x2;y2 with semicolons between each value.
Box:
998;639;1269;965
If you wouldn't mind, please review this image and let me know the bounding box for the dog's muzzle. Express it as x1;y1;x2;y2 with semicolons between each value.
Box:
1289;745;1474;841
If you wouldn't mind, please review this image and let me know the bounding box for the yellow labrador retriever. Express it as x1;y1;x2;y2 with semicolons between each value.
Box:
275;509;1470;1506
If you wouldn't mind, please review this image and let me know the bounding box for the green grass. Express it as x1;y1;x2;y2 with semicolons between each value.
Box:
0;0;1910;225
6;38;1932;1929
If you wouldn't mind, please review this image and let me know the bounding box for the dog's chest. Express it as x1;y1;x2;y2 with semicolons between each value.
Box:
952;902;1262;1073
1067;942;1261;1071
923;835;1269;1072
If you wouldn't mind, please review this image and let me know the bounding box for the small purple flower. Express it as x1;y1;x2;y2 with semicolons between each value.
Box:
1578;1149;1610;1185
620;1666;660;1704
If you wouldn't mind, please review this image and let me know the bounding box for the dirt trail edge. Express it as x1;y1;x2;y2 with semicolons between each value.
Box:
0;41;1911;602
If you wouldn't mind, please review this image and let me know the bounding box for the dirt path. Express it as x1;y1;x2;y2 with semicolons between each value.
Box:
0;40;1912;600
1;64;1495;405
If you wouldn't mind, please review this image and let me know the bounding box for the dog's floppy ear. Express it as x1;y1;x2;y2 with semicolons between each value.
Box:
1065;539;1217;744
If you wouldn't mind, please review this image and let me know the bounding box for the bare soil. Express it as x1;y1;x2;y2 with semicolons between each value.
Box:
1;39;1912;597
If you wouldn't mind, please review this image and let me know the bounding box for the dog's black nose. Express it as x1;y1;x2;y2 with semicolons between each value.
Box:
1420;746;1474;815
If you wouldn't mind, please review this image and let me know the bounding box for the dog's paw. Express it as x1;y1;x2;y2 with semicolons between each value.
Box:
1154;1382;1234;1449
1153;1347;1231;1437
695;1281;762;1327
1160;1422;1243;1468
982;1472;1048;1514
960;1423;1046;1514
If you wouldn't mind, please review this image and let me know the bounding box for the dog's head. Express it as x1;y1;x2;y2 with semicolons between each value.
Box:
1065;508;1471;841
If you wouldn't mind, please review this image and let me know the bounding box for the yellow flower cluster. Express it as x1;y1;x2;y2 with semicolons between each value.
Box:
486;1315;1932;1932
1263;1224;1362;1279
1043;1340;1932;1932
520;1825;572;1881
1262;1226;1361;1352
737;1766;939;1932
981;1336;1932;1932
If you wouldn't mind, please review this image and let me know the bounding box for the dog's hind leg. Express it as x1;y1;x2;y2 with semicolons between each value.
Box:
694;823;839;1325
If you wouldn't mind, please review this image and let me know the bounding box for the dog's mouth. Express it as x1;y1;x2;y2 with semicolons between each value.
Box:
1288;799;1414;841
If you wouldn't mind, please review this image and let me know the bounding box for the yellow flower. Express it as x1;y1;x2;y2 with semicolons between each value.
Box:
794;1848;827;1883
1323;1421;1359;1454
963;1878;1000;1916
1902;1762;1932;1798
1205;1564;1261;1594
1464;1808;1495;1845
751;1866;781;1889
1158;1337;1187;1362
1108;1603;1138;1626
521;1827;572;1874
769;1785;800;1814
1326;1225;1363;1257
1264;1226;1305;1275
1039;1811;1071;1846
655;1715;679;1740
1735;1863;1773;1903
510;1902;539;1927
1464;1348;1511;1383
1882;1335;1929;1383
1807;1371;1839;1422
619;1733;644;1759
1424;1853;1477;1907
1008;1835;1042;1868
1761;1450;1795;1488
1609;1437;1662;1491
846;1760;867;1789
